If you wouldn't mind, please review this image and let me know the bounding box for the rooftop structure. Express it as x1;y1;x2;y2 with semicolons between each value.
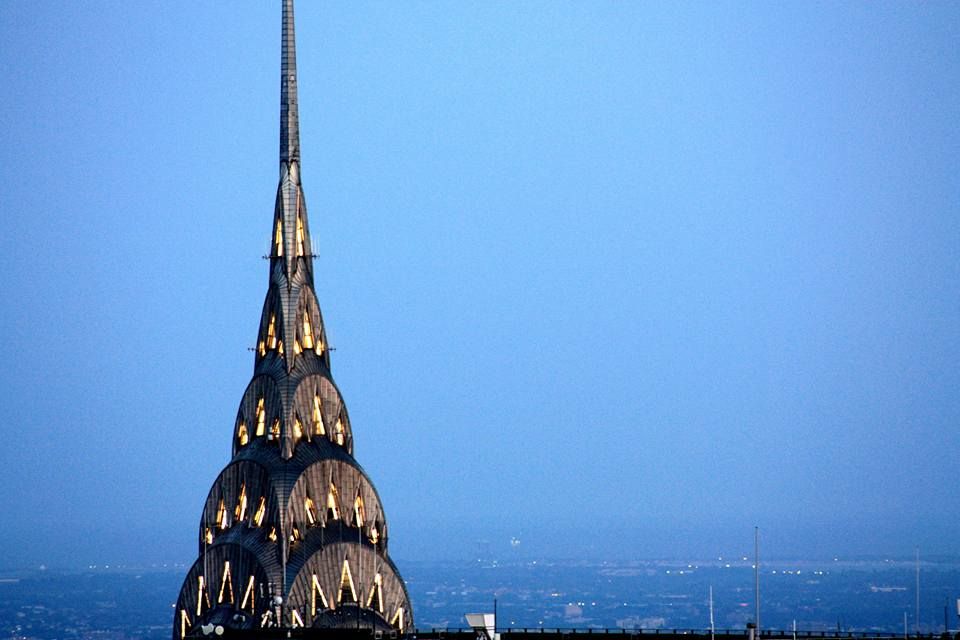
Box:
172;2;413;636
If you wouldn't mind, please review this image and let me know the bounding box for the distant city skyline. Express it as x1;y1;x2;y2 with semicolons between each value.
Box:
1;2;958;568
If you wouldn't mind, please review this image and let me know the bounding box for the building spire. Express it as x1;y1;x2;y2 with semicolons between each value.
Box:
280;0;300;166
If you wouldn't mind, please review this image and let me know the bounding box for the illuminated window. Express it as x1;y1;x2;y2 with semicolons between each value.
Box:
294;339;302;355
267;527;278;542
196;575;211;616
235;483;248;521
179;609;190;640
391;607;405;632
302;312;315;349
241;575;255;613
354;494;365;528
253;496;266;527
289;526;301;543
278;340;284;355
326;483;340;520
256;398;266;436
338;559;357;603
237;421;249;446
293;418;303;441
204;527;213;545
304;496;317;525
274;217;283;257
269;418;280;441
312;395;325;435
216;499;228;530
218;560;234;604
266;315;277;350
296;214;305;257
258;340;266;357
366;573;384;613
335;417;345;446
369;524;380;545
311;574;329;615
291;609;304;628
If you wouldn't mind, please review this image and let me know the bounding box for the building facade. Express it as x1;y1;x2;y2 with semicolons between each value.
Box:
172;1;413;636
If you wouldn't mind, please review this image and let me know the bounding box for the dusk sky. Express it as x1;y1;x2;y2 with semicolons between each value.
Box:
1;2;958;568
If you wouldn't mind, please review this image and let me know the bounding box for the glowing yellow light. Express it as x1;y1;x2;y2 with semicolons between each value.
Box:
311;573;329;615
216;499;228;530
238;421;249;446
289;526;301;542
326;483;340;520
218;560;234;604
267;527;277;542
296;214;305;257
354;494;365;527
267;314;277;350
304;496;317;525
312;395;325;435
258;340;266;357
369;524;380;545
293;418;303;441
335;418;345;446
278;340;284;355
291;609;304;628
275;218;283;257
366;573;384;613
294;339;302;355
269;418;280;441
302;312;314;349
241;575;255;613
392;607;405;632
253;496;266;527
256;398;266;436
338;559;357;603
180;609;190;640
204;527;213;545
196;575;210;616
235;484;248;521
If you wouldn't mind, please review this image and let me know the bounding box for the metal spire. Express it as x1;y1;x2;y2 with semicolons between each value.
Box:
280;0;300;166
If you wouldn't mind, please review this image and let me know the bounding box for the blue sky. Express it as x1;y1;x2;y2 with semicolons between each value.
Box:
0;1;958;568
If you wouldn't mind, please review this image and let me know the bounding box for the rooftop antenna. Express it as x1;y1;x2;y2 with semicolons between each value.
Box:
709;586;715;640
915;546;921;634
755;526;761;640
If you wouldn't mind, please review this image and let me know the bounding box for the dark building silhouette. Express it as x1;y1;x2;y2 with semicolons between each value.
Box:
172;1;413;637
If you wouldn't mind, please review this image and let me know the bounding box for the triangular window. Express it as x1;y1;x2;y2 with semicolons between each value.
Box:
302;311;315;349
391;607;405;632
366;573;384;613
237;421;249;446
218;560;234;604
338;559;357;603
326;483;340;521
235;483;248;521
312;395;325;435
304;496;317;525
216;498;228;530
354;493;365;528
253;496;266;527
241;575;256;614
266;314;278;350
256;398;266;436
196;575;211;616
296;214;305;257
274;217;284;257
311;573;329;615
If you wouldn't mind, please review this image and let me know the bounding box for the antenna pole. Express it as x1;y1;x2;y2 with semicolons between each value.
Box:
755;526;761;640
709;586;715;640
916;547;920;635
